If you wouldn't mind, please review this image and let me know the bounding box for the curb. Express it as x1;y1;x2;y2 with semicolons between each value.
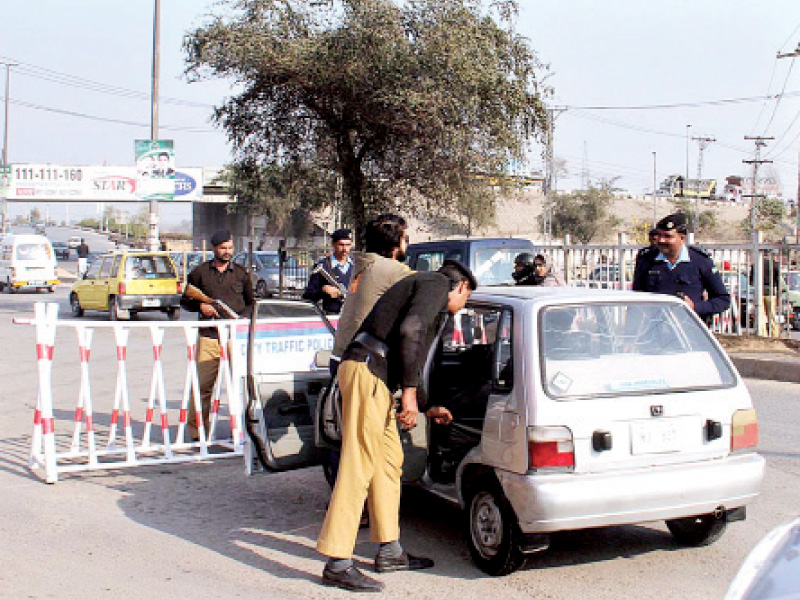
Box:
729;354;800;384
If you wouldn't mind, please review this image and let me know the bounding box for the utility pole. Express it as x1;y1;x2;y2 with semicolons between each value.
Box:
652;151;658;227
148;0;161;251
543;107;566;242
777;44;800;243
692;134;715;219
743;136;773;336
1;61;17;234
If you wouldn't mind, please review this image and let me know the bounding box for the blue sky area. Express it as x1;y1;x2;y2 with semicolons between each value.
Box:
1;1;799;224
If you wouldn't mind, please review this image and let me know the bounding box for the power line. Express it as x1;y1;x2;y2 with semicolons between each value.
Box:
561;92;800;111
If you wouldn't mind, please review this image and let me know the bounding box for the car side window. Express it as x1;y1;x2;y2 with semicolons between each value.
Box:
415;251;445;272
85;260;102;280
98;258;112;279
111;255;123;277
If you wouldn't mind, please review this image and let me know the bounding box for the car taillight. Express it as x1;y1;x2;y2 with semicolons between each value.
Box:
528;426;574;471
176;281;182;294
731;409;758;453
118;282;126;295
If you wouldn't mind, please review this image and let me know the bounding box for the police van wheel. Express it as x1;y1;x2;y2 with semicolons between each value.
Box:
666;513;727;547
465;476;526;576
256;280;269;298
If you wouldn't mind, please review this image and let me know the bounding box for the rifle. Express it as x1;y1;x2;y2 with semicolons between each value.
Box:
183;283;240;319
311;263;349;299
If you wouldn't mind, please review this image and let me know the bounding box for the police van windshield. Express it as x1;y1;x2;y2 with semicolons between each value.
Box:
540;302;735;399
473;246;532;286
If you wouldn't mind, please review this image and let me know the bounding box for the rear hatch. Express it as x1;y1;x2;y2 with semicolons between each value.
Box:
13;242;56;282
534;301;747;473
122;254;180;295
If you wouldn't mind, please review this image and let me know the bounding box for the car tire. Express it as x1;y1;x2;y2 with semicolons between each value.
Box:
47;287;55;293
464;476;526;576
70;293;84;317
109;296;128;321
666;513;727;547
167;306;180;321
256;280;269;298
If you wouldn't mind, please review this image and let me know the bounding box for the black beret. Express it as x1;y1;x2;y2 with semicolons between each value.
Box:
331;228;352;243
210;229;232;246
439;259;478;291
648;227;659;236
656;213;687;233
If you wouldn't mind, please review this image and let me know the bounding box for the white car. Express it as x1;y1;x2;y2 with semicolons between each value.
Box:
244;288;765;576
68;236;82;249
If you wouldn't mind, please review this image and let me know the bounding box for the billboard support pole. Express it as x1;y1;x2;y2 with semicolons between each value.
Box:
148;0;161;252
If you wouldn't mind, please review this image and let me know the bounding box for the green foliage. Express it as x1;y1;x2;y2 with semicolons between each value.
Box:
185;0;548;240
29;207;42;222
543;180;622;243
740;197;787;238
668;198;717;235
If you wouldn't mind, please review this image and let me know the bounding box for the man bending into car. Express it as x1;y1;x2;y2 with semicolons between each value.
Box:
316;260;476;592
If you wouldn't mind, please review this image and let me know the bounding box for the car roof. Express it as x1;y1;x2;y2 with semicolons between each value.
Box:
471;285;683;307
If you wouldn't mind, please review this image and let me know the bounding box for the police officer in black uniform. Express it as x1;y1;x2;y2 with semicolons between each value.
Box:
632;213;730;320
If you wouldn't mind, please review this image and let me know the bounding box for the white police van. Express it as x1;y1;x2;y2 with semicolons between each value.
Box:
0;234;59;293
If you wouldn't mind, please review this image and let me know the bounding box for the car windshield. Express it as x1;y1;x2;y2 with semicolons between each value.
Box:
540;302;735;399
15;243;51;261
124;255;176;279
255;253;281;269
472;246;533;286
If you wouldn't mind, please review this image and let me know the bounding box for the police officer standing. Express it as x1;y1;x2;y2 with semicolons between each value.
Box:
632;213;730;320
303;228;354;314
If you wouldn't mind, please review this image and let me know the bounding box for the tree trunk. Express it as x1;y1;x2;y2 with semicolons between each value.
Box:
337;133;366;248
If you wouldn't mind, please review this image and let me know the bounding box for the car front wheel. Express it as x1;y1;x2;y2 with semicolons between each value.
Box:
465;476;526;576
255;279;269;298
666;513;727;547
70;293;84;317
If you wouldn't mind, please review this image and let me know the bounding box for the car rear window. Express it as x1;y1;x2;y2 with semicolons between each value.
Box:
540;302;736;399
15;243;52;261
124;255;176;279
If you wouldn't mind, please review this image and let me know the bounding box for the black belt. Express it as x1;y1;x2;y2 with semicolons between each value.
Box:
352;332;388;360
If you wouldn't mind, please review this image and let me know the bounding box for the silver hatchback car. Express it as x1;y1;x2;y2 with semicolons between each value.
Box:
244;288;765;576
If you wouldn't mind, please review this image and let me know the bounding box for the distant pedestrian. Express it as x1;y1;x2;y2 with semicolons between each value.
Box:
76;239;90;276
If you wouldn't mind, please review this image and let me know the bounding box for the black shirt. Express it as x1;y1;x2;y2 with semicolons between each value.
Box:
302;256;354;314
343;272;450;406
181;260;255;338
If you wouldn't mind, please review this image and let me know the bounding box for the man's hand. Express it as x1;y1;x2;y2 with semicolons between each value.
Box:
425;406;453;426
682;295;695;310
397;388;419;430
199;302;220;318
322;284;341;299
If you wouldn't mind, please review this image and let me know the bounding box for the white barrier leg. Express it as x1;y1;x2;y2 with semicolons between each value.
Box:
33;303;59;483
149;326;173;459
109;327;136;465
29;389;44;469
69;327;98;467
224;323;244;452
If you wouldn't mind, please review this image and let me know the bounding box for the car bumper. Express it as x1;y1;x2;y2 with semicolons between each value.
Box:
117;294;181;311
498;453;765;533
12;279;59;288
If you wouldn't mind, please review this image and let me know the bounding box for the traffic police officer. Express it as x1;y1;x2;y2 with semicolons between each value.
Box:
632;213;730;320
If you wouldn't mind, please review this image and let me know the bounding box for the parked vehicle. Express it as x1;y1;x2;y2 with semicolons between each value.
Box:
169;250;209;280
405;237;536;286
784;270;800;331
51;241;71;260
69;250;182;320
232;251;307;297
0;234;59;293
68;236;82;249
245;288;765;576
582;264;634;289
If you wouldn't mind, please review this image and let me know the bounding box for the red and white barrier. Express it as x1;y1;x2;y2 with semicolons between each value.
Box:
18;302;246;483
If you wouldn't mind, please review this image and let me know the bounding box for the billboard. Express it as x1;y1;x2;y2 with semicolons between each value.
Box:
135;139;175;202
4;164;203;201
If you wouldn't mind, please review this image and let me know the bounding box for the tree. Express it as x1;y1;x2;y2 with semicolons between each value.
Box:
740;197;787;239
29;207;42;223
543;180;622;243
670;198;717;236
185;0;548;241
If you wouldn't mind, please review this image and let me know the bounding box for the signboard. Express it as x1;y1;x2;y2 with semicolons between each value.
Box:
135;139;175;202
234;316;339;374
3;164;203;201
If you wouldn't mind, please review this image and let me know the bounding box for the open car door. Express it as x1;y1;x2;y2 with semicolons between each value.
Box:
242;299;338;473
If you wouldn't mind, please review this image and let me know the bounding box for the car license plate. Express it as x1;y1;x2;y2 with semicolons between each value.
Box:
141;298;160;308
631;419;682;454
29;281;45;286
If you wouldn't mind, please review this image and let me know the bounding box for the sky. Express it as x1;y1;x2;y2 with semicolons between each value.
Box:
1;0;800;224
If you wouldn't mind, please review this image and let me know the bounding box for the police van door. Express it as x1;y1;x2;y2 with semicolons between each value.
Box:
243;300;338;473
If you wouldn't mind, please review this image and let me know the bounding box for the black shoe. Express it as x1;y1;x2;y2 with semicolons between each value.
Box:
374;552;434;573
322;565;385;592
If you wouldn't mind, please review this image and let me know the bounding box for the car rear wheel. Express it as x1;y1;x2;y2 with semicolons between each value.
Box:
666;513;727;547
109;296;129;321
166;306;180;321
70;293;84;317
465;476;526;576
